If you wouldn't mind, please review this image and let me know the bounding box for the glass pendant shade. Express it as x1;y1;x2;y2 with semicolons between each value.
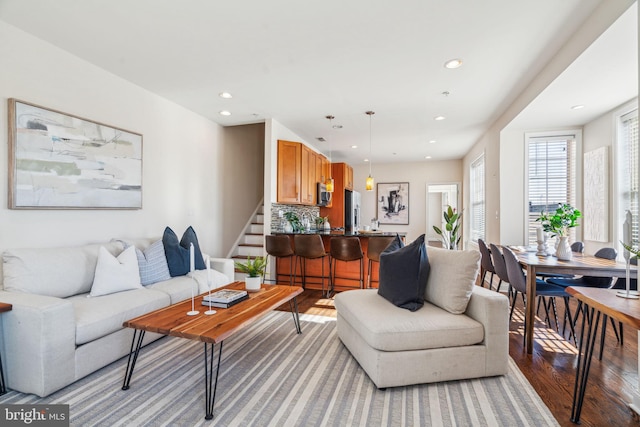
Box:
365;175;374;191
326;177;334;193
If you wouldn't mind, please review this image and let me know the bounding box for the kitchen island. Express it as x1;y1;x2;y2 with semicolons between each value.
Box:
271;231;406;293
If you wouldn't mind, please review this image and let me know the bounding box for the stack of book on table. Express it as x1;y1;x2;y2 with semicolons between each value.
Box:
202;289;249;308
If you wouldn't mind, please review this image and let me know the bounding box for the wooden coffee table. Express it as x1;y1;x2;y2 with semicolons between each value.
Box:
121;282;303;421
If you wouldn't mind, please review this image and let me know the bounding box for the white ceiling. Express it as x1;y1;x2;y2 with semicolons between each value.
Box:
0;0;637;165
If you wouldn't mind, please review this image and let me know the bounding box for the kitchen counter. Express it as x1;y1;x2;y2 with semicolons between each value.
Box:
271;232;406;292
273;230;406;237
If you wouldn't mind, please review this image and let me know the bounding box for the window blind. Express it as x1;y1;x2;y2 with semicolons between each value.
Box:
470;154;485;242
527;136;576;245
620;109;639;244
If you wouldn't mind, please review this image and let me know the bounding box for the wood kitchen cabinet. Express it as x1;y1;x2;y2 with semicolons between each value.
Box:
322;157;330;183
277;140;302;203
277;140;329;205
300;145;316;205
344;163;354;190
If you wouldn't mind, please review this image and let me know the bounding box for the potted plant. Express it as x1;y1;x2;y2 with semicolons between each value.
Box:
536;203;581;260
433;205;462;250
283;211;302;233
234;256;267;292
315;216;330;230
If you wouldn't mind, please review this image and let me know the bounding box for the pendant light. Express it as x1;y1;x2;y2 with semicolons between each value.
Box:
325;115;335;192
365;111;375;191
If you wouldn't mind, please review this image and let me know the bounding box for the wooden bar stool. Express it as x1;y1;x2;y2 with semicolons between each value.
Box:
293;234;329;294
329;236;364;297
265;235;294;285
365;236;395;288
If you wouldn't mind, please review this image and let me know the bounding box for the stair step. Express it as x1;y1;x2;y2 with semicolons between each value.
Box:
231;205;265;282
236;245;264;257
243;234;264;245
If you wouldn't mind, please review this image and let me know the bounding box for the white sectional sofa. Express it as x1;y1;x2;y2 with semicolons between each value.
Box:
0;238;234;397
334;246;509;388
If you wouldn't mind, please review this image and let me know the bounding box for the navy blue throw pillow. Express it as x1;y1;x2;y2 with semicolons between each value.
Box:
377;234;430;311
162;226;206;277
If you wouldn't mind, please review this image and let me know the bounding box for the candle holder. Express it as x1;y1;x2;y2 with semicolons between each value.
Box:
617;212;638;299
187;274;200;315
544;233;553;256
204;277;216;315
536;238;547;256
617;252;639;299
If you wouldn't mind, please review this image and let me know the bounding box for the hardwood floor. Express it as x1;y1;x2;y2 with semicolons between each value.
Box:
279;287;640;426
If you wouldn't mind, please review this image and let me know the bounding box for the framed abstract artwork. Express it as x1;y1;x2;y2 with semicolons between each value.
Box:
8;99;142;209
377;182;409;225
583;147;608;241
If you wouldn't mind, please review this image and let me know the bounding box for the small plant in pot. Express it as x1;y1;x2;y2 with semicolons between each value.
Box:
234;256;267;292
315;216;330;230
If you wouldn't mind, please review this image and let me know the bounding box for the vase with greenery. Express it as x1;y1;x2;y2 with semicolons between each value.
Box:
433;205;462;250
315;216;330;230
234;256;267;291
536;203;581;260
536;203;581;237
284;212;302;233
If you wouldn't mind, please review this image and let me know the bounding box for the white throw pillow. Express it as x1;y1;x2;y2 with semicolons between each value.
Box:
424;247;480;314
89;246;142;297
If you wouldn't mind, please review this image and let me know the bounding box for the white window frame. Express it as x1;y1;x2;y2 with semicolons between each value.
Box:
613;101;639;255
469;153;485;243
524;130;582;246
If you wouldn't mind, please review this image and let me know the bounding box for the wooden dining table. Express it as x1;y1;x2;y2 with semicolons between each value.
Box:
512;248;637;354
565;287;640;423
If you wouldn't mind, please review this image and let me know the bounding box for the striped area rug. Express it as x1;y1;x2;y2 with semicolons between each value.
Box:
0;311;558;426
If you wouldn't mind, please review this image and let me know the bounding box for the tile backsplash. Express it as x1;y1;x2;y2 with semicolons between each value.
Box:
271;204;320;232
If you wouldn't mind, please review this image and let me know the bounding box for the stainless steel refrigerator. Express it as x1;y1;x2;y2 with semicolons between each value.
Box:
345;190;361;233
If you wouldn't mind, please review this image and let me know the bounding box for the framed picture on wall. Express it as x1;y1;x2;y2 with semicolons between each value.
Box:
8;99;143;209
377;182;409;225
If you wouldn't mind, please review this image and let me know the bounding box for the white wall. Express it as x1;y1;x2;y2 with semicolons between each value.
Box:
463;0;635;247
498;129;525;245
463;131;501;246
498;127;584;246
582;98;638;255
220;124;265;253
0;21;260;265
353;160;462;243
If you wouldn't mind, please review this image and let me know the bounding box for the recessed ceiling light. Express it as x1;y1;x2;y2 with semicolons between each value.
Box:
425;156;432;159
219;92;232;99
434;115;446;121
351;145;358;149
364;158;369;162
571;105;585;110
429;140;436;144
219;110;231;116
444;58;463;69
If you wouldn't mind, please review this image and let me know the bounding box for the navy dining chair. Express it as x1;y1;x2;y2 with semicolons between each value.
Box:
502;246;576;344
